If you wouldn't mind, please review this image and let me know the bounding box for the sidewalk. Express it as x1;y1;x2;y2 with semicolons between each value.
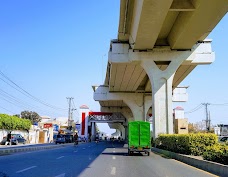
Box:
151;147;228;177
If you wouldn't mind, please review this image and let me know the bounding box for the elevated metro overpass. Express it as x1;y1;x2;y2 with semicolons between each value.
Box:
93;0;228;138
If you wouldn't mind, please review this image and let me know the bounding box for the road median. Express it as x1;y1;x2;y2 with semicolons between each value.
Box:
0;143;73;155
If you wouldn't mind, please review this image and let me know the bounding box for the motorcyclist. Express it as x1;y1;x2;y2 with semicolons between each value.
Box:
95;133;99;143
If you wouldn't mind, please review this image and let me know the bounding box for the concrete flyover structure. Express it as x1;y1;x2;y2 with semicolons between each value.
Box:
93;0;228;138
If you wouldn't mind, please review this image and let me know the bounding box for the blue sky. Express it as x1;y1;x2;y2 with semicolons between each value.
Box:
0;1;227;133
177;13;228;126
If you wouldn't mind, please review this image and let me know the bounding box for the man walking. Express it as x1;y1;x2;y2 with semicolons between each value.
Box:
73;132;78;145
5;131;12;145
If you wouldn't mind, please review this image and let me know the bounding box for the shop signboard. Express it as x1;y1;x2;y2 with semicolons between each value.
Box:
76;123;81;133
53;124;59;131
44;123;52;128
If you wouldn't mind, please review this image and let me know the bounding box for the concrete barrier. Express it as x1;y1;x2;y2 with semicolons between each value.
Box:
0;143;72;155
152;147;228;177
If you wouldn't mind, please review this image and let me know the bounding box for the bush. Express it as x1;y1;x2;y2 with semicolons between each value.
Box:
203;144;228;165
155;133;218;155
189;133;218;155
0;114;31;130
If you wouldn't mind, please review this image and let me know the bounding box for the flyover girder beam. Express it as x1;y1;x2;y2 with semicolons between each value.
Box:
168;0;228;49
118;0;228;50
129;0;172;50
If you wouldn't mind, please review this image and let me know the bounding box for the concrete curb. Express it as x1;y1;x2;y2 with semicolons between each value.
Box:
151;147;228;177
0;144;74;155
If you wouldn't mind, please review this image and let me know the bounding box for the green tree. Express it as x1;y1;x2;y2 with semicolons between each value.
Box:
0;114;31;130
21;111;41;124
188;121;207;133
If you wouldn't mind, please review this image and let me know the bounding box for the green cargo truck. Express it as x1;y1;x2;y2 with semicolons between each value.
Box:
128;121;151;156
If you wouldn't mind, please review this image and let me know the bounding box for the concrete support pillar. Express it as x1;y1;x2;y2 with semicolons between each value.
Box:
91;122;96;141
124;99;143;121
141;58;185;138
95;87;151;122
120;124;125;140
124;95;151;121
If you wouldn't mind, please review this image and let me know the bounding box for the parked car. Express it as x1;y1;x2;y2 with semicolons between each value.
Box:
55;134;66;144
219;136;228;143
0;134;26;145
0;137;7;145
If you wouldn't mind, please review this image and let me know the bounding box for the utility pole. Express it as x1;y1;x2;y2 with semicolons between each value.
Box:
202;103;210;132
66;97;74;127
209;111;211;132
71;108;77;122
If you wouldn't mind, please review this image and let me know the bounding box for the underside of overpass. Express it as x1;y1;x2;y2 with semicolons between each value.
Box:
88;112;127;140
93;0;228;138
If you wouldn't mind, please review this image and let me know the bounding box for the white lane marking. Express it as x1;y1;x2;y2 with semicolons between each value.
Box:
16;166;37;173
112;156;116;160
55;173;65;177
56;156;64;159
113;151;115;153
111;167;116;175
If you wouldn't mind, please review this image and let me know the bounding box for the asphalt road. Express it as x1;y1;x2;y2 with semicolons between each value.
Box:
0;141;218;177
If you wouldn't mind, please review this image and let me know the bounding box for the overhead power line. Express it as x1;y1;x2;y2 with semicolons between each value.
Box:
210;103;228;106
0;70;67;111
0;87;67;117
185;104;203;114
0;105;16;114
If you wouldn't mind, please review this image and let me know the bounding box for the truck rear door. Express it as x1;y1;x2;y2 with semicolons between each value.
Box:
139;122;150;147
129;121;139;147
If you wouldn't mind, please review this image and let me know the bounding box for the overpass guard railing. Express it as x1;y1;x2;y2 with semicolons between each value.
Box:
88;112;126;123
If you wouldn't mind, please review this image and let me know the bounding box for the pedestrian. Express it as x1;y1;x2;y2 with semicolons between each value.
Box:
73;132;78;145
6;131;12;145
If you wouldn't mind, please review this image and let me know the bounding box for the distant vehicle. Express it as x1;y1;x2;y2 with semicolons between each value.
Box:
219;136;228;143
0;134;26;145
63;134;73;143
128;121;151;156
78;137;86;142
55;134;66;144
